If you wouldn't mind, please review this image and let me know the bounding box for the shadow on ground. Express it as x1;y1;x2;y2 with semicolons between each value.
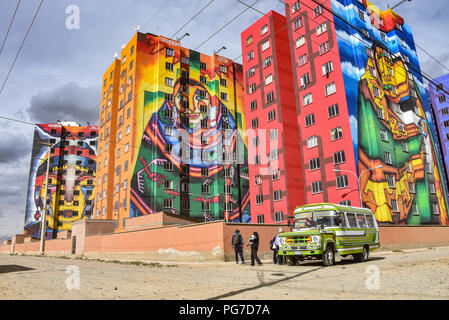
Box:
0;265;35;274
206;267;323;300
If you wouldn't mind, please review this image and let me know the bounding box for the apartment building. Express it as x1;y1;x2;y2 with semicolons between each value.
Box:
24;122;98;238
241;11;306;225
94;32;251;230
242;0;449;225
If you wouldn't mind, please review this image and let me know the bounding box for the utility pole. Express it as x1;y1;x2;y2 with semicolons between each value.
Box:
39;141;53;255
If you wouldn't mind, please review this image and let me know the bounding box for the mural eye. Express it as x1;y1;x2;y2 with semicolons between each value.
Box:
195;95;202;101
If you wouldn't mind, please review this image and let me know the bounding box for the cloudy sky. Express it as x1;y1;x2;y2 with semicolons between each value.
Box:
0;0;448;239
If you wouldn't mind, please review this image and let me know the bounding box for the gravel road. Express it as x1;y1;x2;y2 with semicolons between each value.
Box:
1;247;449;300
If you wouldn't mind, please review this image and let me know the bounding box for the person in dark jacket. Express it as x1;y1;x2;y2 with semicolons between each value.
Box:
231;229;244;264
247;232;262;266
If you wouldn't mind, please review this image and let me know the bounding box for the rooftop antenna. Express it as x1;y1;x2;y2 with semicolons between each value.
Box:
176;32;190;42
214;46;226;55
134;25;140;32
114;53;118;59
121;44;126;49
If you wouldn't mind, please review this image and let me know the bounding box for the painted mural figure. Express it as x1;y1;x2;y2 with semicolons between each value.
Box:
130;78;250;222
358;44;449;225
24;124;97;237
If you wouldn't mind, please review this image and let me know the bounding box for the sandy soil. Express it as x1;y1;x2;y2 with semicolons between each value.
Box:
1;247;449;300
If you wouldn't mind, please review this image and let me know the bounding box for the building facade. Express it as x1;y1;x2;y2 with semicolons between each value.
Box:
241;11;307;225
94;32;251;230
242;0;449;225
24;122;98;238
426;74;449;194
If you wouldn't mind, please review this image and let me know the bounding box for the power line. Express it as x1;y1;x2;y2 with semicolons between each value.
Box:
0;0;21;57
0;0;44;96
194;0;261;51
171;0;216;39
141;0;172;31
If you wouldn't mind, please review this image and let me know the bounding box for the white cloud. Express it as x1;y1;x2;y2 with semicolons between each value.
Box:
341;61;366;80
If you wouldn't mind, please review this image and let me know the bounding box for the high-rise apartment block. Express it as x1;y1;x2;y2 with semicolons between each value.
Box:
426;74;449;194
24;122;98;237
94;32;251;230
242;0;449;225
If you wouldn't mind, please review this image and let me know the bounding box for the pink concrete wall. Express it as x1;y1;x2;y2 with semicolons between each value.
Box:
379;226;449;247
82;222;224;258
12;239;71;254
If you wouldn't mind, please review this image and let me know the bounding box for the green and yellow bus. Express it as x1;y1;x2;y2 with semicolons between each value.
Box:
278;203;380;266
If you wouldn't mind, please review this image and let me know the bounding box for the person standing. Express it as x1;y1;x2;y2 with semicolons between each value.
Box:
247;232;262;266
270;235;278;264
231;229;244;264
274;228;285;265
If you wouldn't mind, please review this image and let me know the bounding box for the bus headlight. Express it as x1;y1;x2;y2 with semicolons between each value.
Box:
311;236;321;244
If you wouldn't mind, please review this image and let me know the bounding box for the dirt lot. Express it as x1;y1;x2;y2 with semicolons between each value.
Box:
1;247;449;300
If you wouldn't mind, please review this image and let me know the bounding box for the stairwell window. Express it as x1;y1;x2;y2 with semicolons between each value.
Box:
316;22;327;35
303;93;313;106
292;1;300;13
294;17;303;30
296;35;305;48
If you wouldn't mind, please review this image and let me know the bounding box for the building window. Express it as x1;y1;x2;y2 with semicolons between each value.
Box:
247;67;256;78
269;129;278;141
336;175;349;189
265;74;273;85
275;211;284;222
314;5;323;16
300;73;311;87
255;174;262;185
268;109;276;121
263;56;272;68
246;35;253;46
220;92;228;101
164;198;173;209
328;104;339;118
250;100;257;111
312;181;322;194
166;48;174;56
384;152;392;164
333;151;346;165
391;199;399;212
302;93;313;106
294;17;303;30
251;118;259;128
296;35;305;48
291;1;300;13
387;175;395;188
274;190;282;201
247;51;254;61
305;113;315;127
411;203;419;216
298;54;308;67
379;129;388;142
331;127;343;141
262;40;270;51
307;136;318;149
166;62;174;71
266;91;275;103
409;182;415;193
319;41;329;55
316;22;327;35
322;61;333;75
249;83;256;94
272;169;280;180
165;77;174;87
325;82;336;96
256;194;263;205
309;158;320;171
257;214;265;224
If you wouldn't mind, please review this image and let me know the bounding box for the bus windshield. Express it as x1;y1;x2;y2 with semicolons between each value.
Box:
294;211;338;230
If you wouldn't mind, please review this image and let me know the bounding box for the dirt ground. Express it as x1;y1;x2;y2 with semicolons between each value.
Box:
1;247;449;300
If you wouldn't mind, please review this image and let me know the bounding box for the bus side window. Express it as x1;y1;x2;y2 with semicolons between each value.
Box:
338;212;347;228
366;215;375;228
357;214;367;228
346;213;358;228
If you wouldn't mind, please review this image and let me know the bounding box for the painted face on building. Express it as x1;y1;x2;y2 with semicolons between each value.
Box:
34;154;95;230
173;81;211;127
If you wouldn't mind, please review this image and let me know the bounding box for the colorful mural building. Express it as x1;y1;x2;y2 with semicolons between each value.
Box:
24;122;98;238
94;32;251;231
426;74;449;194
241;0;449;225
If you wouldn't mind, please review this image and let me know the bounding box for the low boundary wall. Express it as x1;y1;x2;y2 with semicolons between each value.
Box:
2;223;449;261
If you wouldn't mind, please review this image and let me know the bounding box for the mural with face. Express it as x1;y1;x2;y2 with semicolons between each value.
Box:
130;53;250;222
24;124;98;237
